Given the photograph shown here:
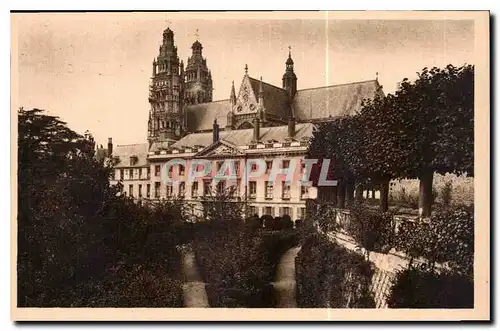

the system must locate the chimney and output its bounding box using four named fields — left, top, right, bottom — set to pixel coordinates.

left=253, top=117, right=260, bottom=142
left=288, top=117, right=296, bottom=139
left=107, top=137, right=113, bottom=156
left=212, top=119, right=219, bottom=143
